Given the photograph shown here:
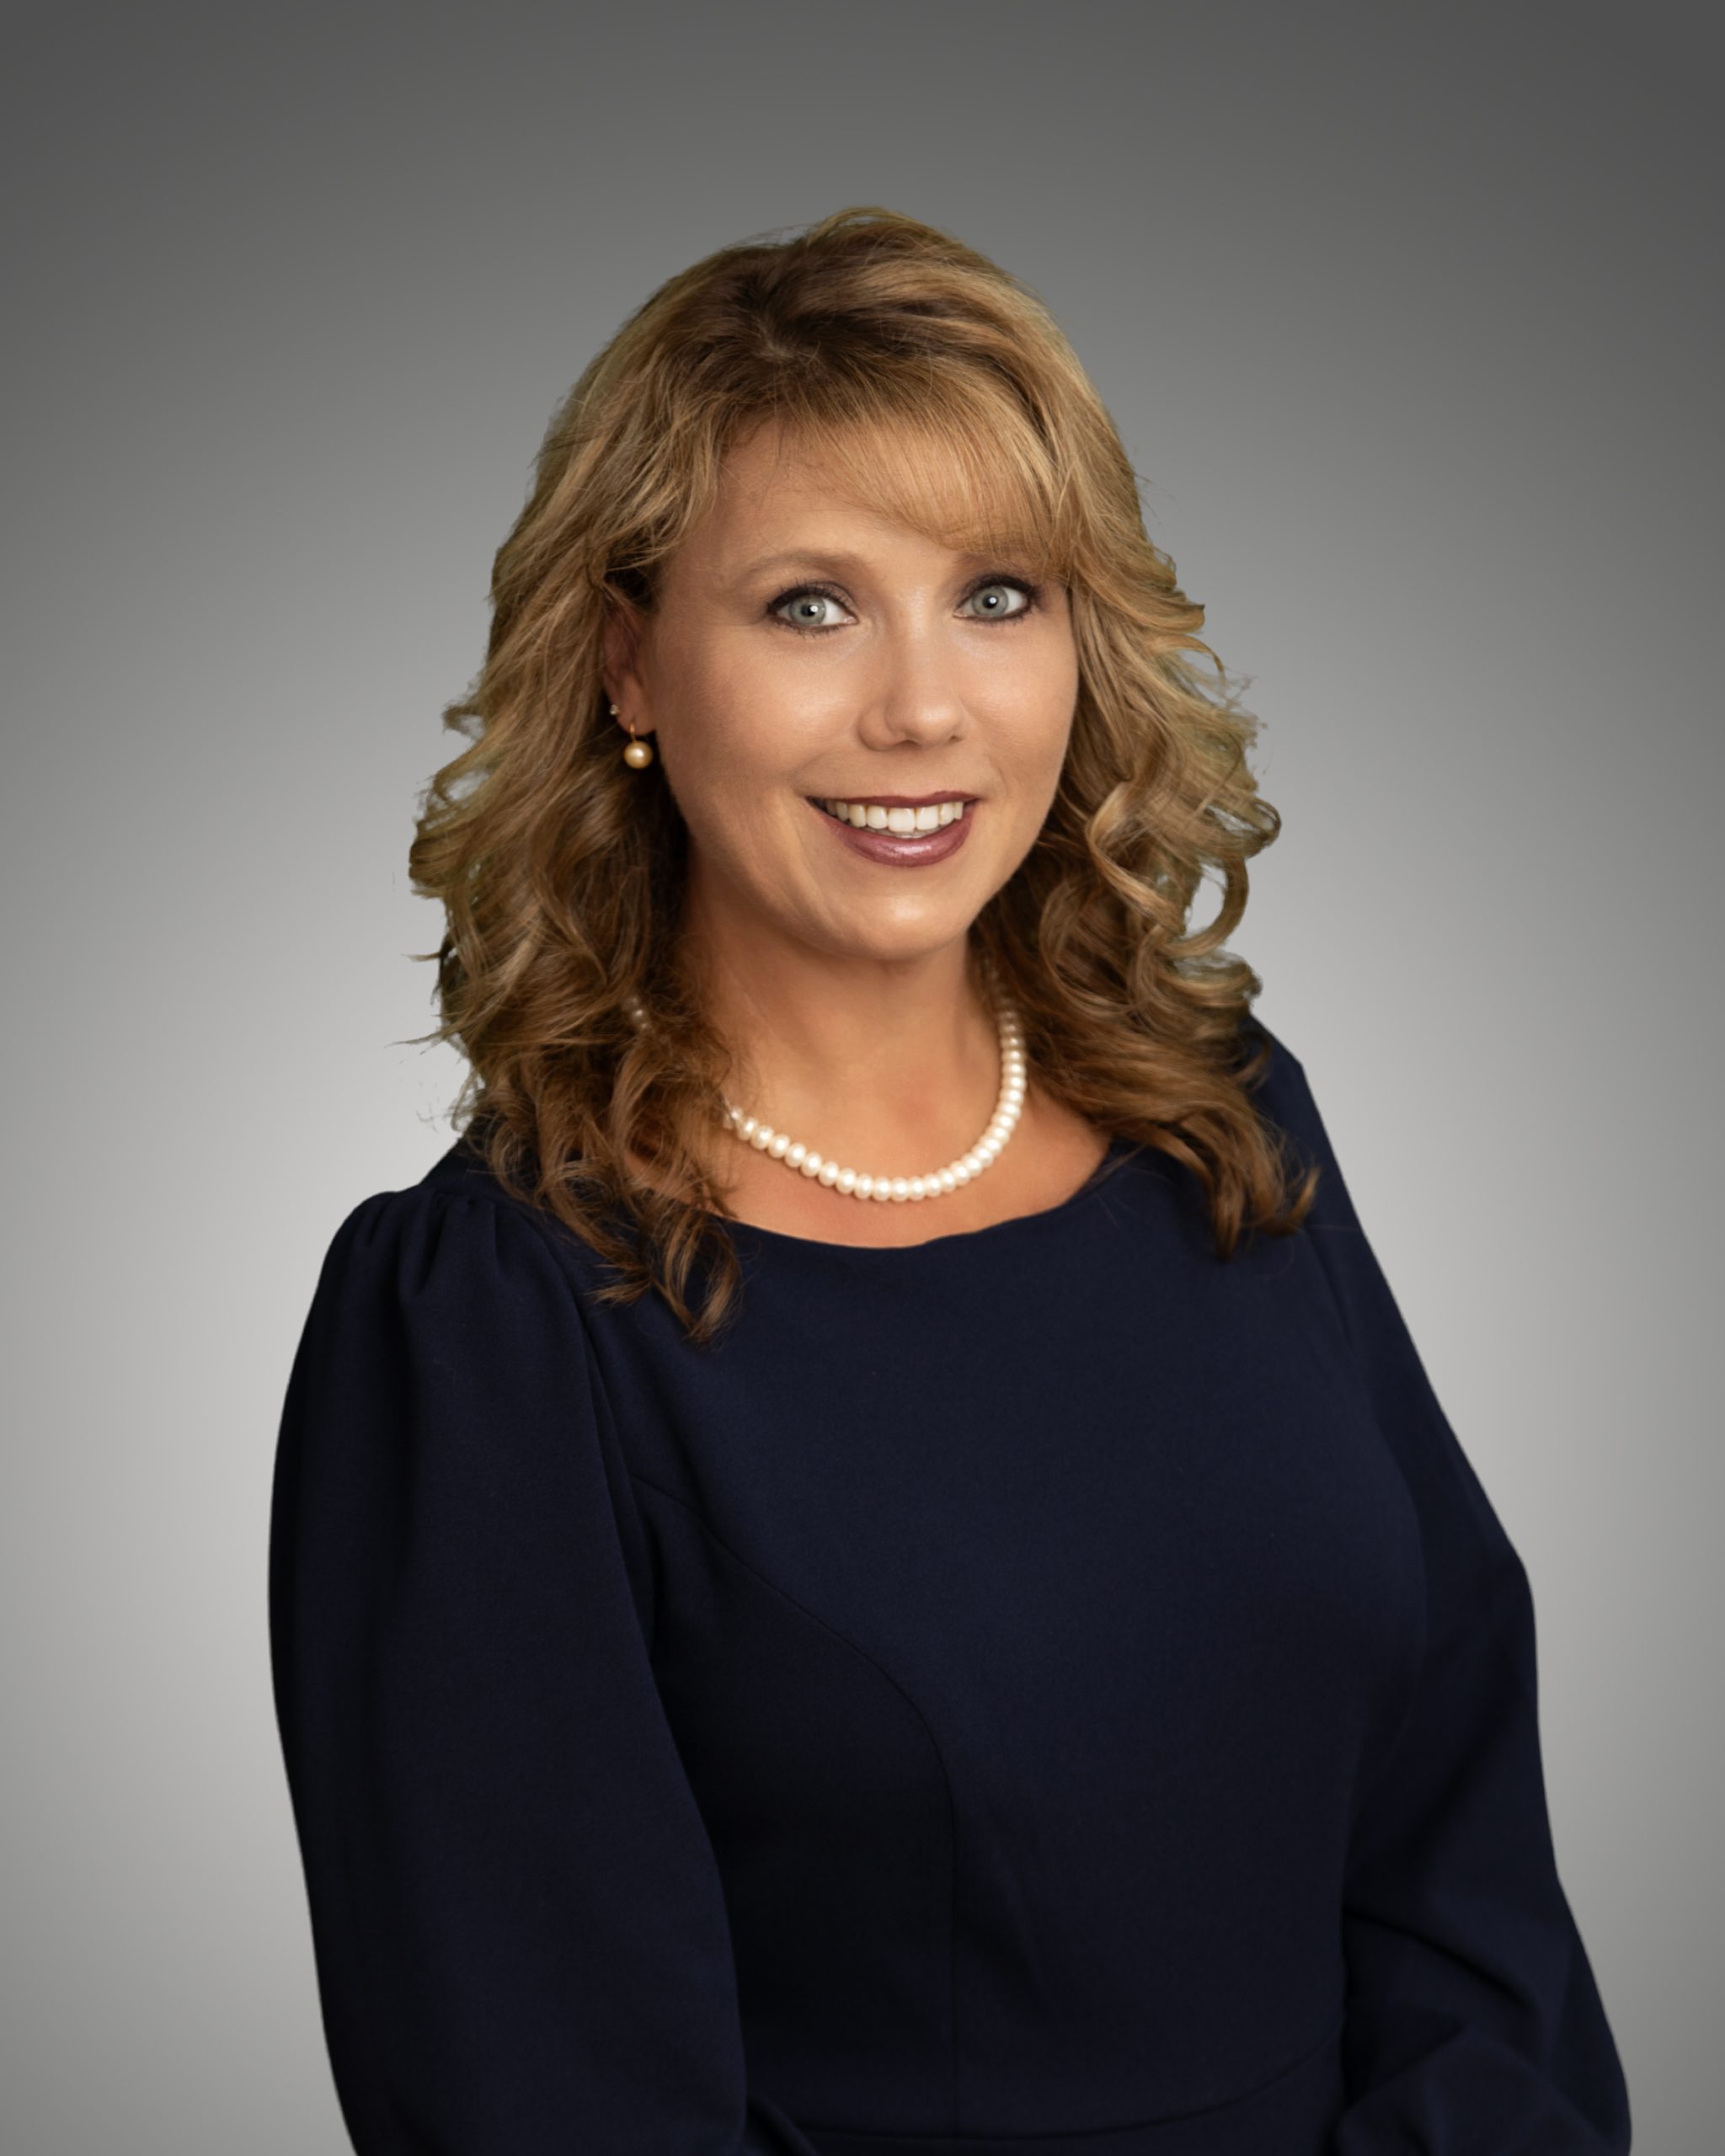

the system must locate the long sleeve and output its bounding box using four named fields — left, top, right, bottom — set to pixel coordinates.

left=267, top=1184, right=822, bottom=2156
left=1250, top=1024, right=1632, bottom=2152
